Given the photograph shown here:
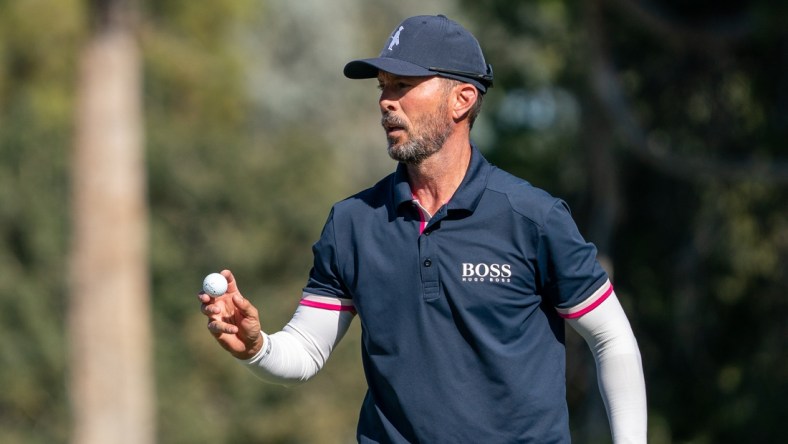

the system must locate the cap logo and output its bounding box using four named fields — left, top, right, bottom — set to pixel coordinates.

left=388, top=26, right=404, bottom=51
